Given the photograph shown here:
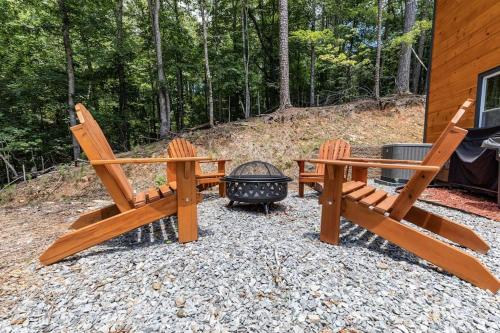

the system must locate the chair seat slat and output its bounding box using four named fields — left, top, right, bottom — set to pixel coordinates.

left=346, top=186, right=375, bottom=201
left=360, top=190, right=387, bottom=206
